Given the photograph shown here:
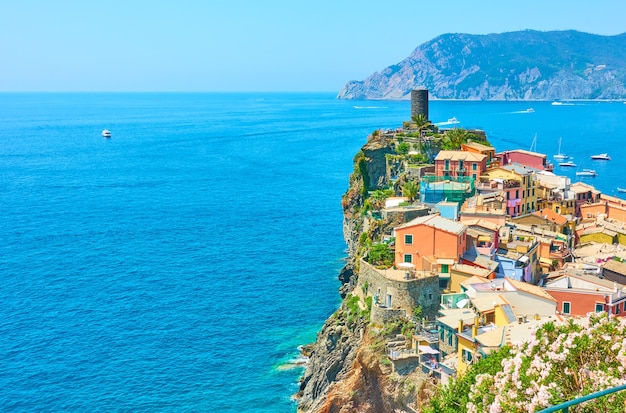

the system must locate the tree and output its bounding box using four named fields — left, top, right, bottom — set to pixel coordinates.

left=368, top=243, right=394, bottom=267
left=402, top=180, right=419, bottom=202
left=397, top=142, right=410, bottom=155
left=370, top=189, right=391, bottom=210
left=426, top=313, right=626, bottom=413
left=442, top=128, right=469, bottom=150
left=411, top=113, right=432, bottom=136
